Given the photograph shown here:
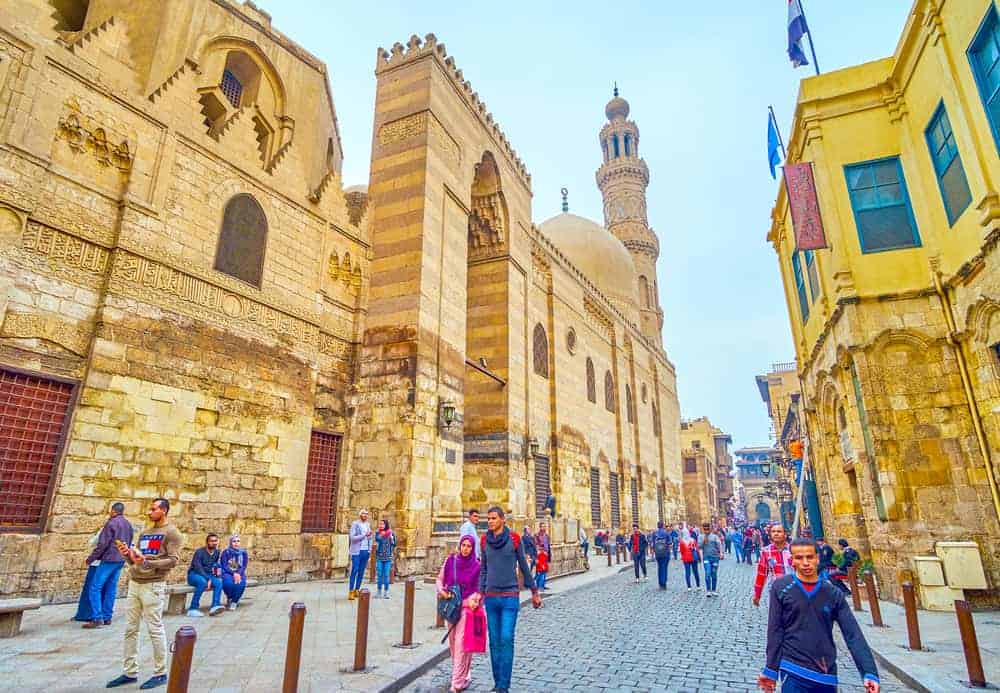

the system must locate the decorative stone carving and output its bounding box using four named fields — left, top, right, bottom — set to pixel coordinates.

left=54, top=99, right=133, bottom=173
left=0, top=312, right=90, bottom=356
